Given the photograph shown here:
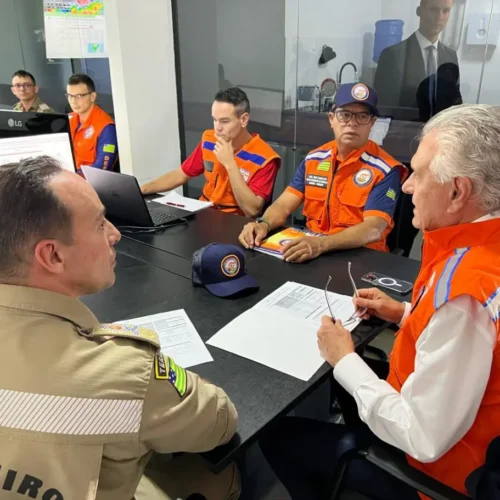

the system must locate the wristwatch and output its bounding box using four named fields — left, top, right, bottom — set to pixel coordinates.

left=255, top=216, right=271, bottom=232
